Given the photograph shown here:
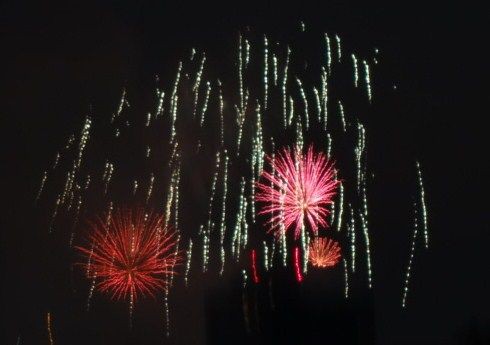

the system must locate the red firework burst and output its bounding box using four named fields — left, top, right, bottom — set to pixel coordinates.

left=308, top=237, right=341, bottom=268
left=76, top=209, right=181, bottom=303
left=256, top=145, right=339, bottom=239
